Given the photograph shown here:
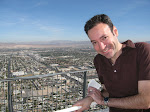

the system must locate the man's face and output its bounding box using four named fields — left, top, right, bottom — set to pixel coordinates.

left=88, top=23, right=119, bottom=59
